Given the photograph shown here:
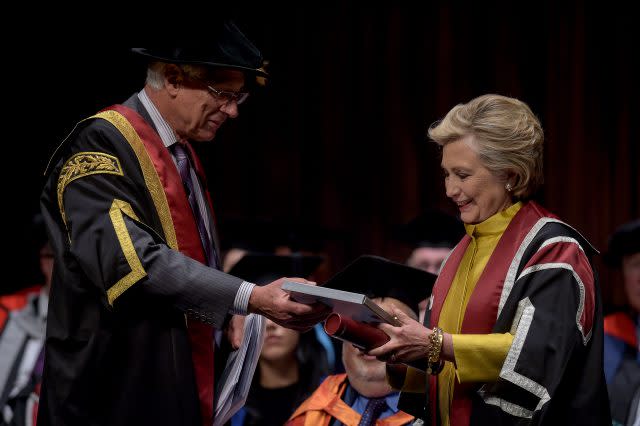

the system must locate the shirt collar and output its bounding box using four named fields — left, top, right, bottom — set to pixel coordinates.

left=354, top=391, right=401, bottom=414
left=137, top=88, right=180, bottom=148
left=384, top=392, right=401, bottom=413
left=464, top=201, right=523, bottom=238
